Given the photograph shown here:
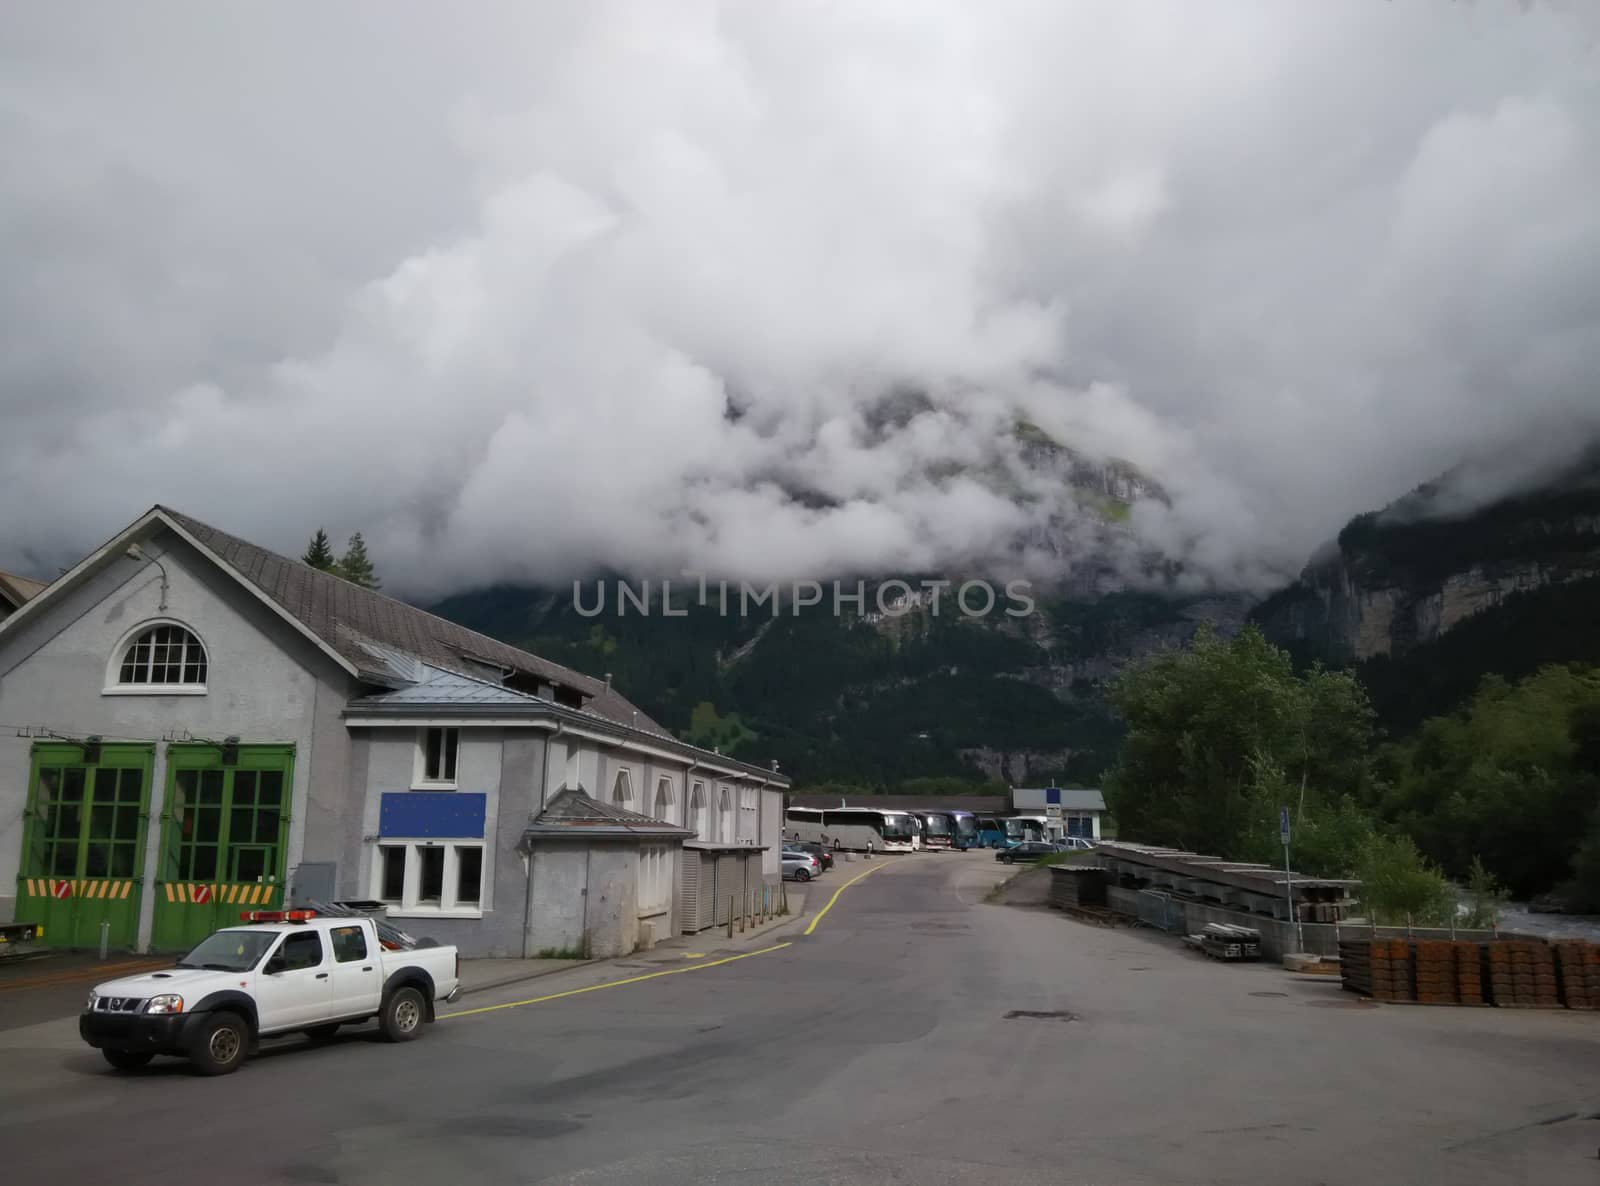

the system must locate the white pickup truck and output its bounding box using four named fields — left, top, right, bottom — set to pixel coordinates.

left=79, top=910, right=461, bottom=1075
